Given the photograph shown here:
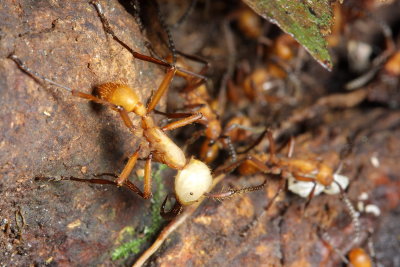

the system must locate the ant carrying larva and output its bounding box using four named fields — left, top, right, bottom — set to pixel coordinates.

left=9, top=0, right=266, bottom=219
